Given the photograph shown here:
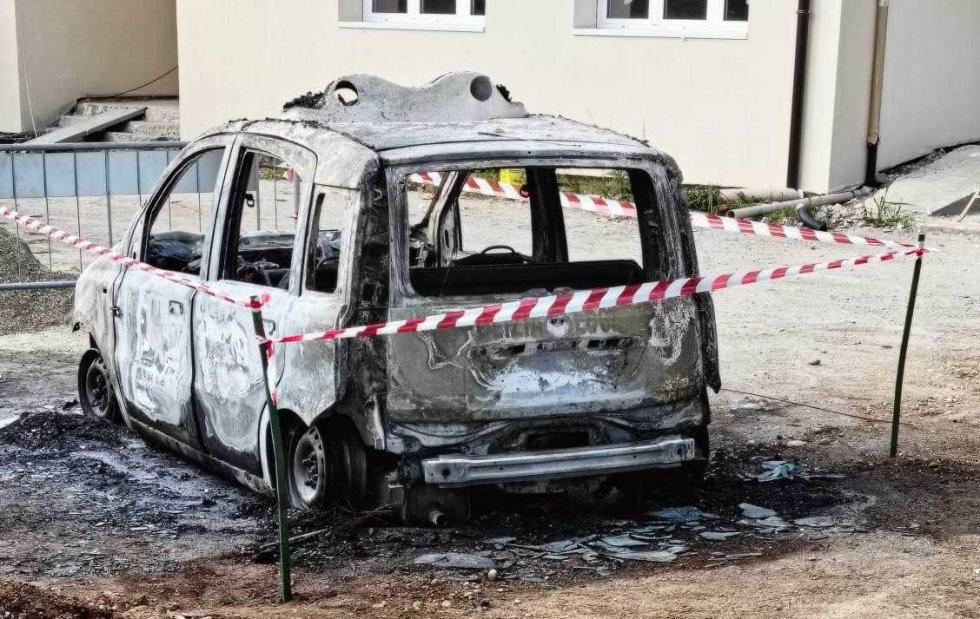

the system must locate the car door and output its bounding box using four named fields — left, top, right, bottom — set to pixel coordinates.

left=113, top=138, right=231, bottom=446
left=191, top=134, right=316, bottom=475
